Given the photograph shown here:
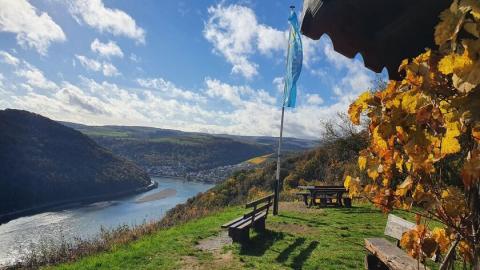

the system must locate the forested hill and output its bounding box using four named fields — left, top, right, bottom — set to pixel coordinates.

left=0, top=109, right=151, bottom=217
left=62, top=123, right=319, bottom=176
left=161, top=128, right=368, bottom=225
